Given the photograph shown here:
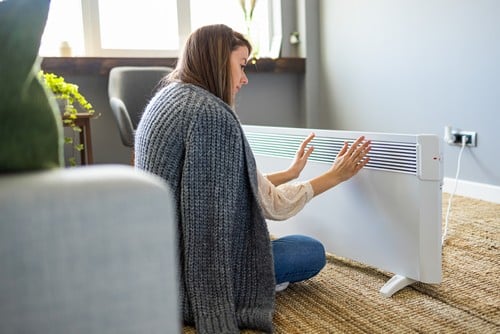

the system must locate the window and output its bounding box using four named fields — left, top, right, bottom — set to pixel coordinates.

left=97, top=0, right=179, bottom=51
left=190, top=0, right=272, bottom=58
left=40, top=0, right=85, bottom=56
left=40, top=0, right=281, bottom=58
